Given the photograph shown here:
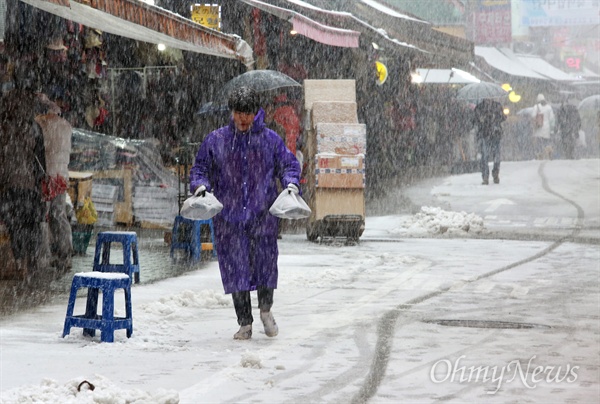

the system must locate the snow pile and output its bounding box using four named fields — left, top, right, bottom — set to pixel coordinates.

left=140, top=289, right=231, bottom=316
left=391, top=206, right=485, bottom=236
left=240, top=351, right=263, bottom=369
left=0, top=376, right=178, bottom=404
